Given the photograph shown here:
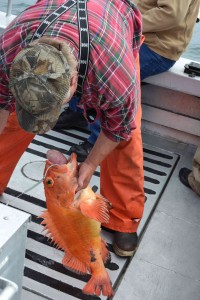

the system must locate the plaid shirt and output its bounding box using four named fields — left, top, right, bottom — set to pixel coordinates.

left=0, top=0, right=142, bottom=141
